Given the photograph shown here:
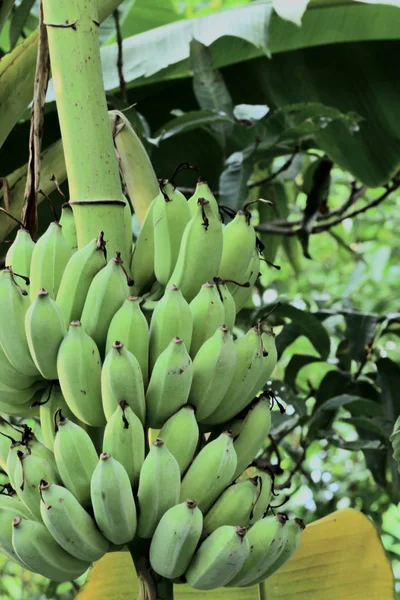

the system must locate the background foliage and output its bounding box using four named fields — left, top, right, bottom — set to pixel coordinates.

left=1, top=0, right=400, bottom=598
